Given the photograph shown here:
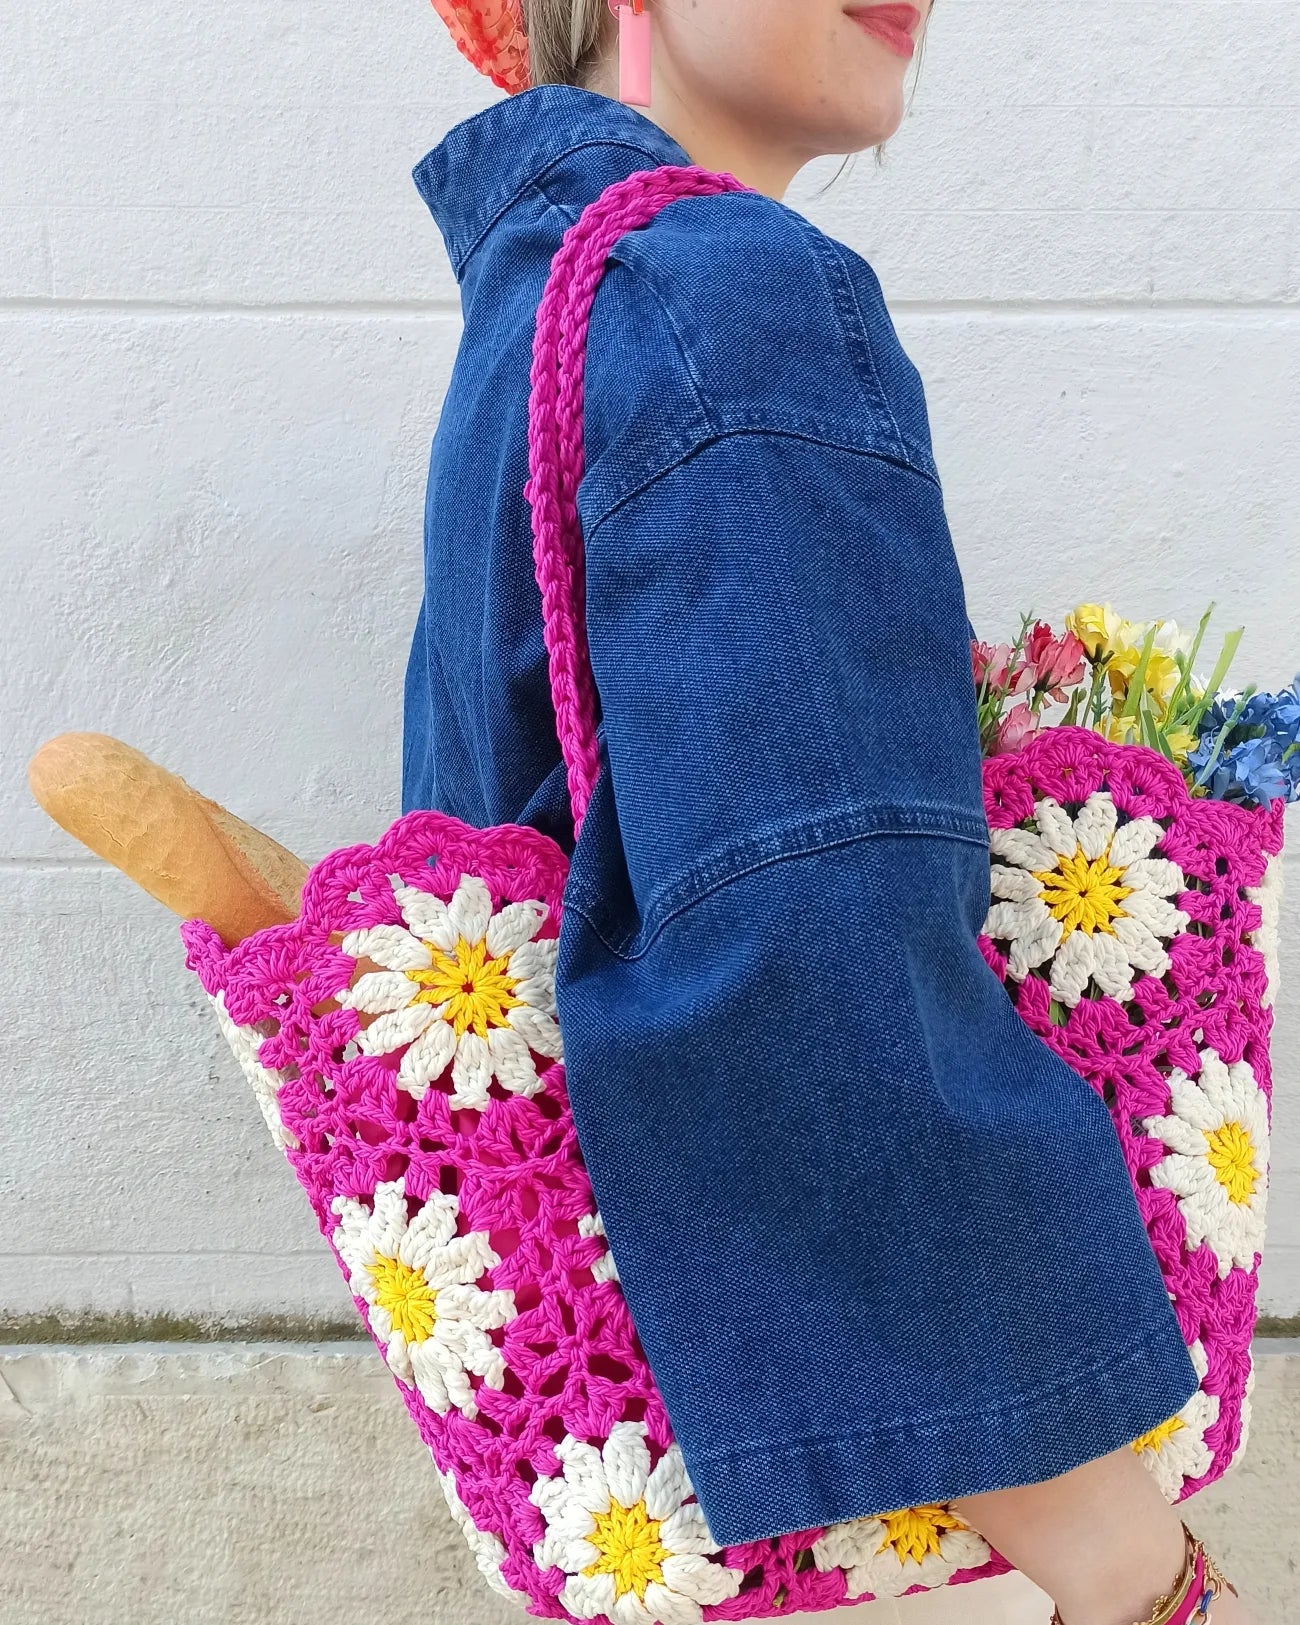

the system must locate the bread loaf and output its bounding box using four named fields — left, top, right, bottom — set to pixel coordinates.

left=28, top=733, right=308, bottom=947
